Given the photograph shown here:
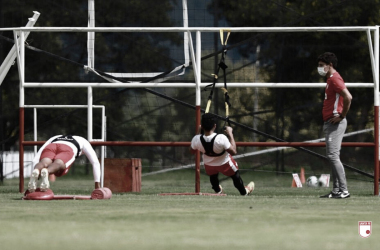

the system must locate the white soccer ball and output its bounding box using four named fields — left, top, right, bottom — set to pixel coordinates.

left=306, top=176, right=318, bottom=187
left=318, top=176, right=328, bottom=187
